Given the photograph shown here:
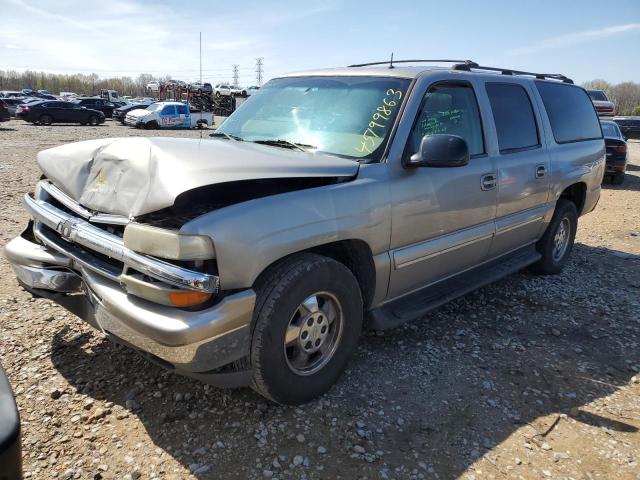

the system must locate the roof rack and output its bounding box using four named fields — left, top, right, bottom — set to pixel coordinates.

left=452, top=61, right=573, bottom=84
left=348, top=57, right=573, bottom=84
left=348, top=57, right=474, bottom=68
